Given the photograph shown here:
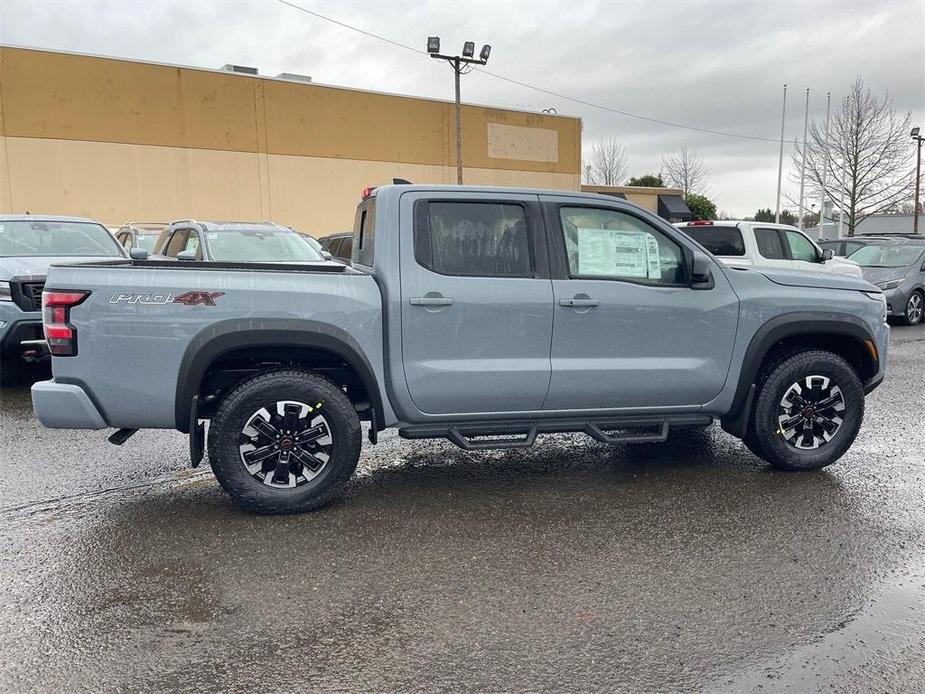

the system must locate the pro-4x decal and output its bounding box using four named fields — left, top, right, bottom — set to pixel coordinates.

left=110, top=291, right=224, bottom=306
